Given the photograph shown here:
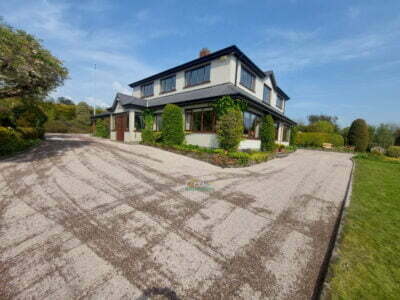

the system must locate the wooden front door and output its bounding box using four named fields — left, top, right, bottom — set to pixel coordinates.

left=116, top=114, right=126, bottom=141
